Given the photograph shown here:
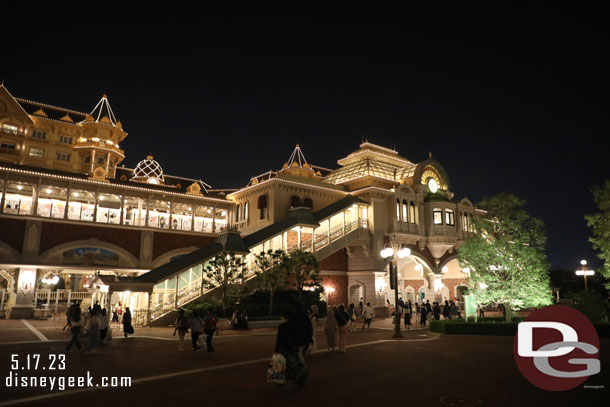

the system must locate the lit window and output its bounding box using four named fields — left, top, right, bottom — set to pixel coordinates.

left=445, top=209, right=455, bottom=226
left=32, top=130, right=46, bottom=140
left=409, top=202, right=416, bottom=224
left=396, top=199, right=401, bottom=221
left=56, top=152, right=71, bottom=162
left=243, top=201, right=249, bottom=221
left=402, top=199, right=408, bottom=222
left=29, top=147, right=44, bottom=157
left=433, top=208, right=443, bottom=225
left=2, top=124, right=19, bottom=134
